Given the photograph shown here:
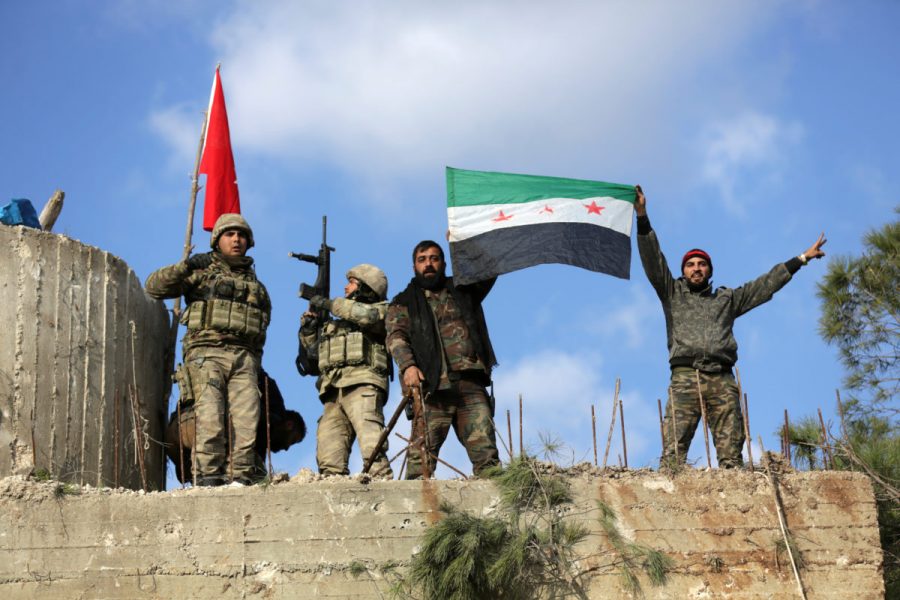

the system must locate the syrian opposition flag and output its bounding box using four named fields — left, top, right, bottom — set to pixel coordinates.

left=200, top=65, right=240, bottom=231
left=447, top=167, right=636, bottom=285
